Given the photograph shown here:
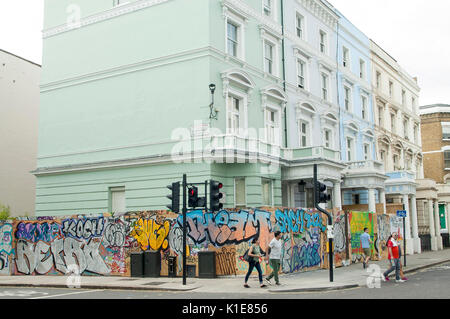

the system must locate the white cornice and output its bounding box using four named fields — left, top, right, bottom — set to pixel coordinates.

left=298, top=0, right=339, bottom=29
left=43, top=0, right=174, bottom=39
